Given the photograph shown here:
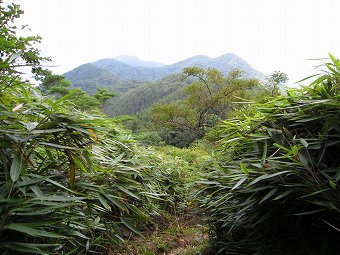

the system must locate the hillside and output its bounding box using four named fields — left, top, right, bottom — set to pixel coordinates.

left=93, top=59, right=167, bottom=81
left=64, top=63, right=140, bottom=94
left=105, top=74, right=191, bottom=116
left=92, top=53, right=265, bottom=82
